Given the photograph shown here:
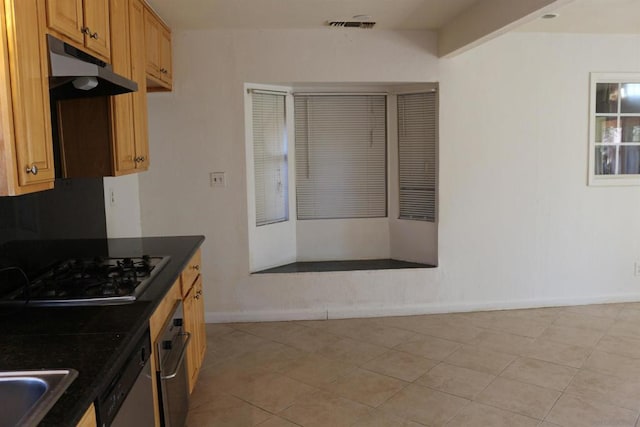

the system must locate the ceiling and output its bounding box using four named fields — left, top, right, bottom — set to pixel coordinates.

left=519, top=0, right=640, bottom=33
left=145, top=0, right=480, bottom=31
left=147, top=0, right=640, bottom=34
